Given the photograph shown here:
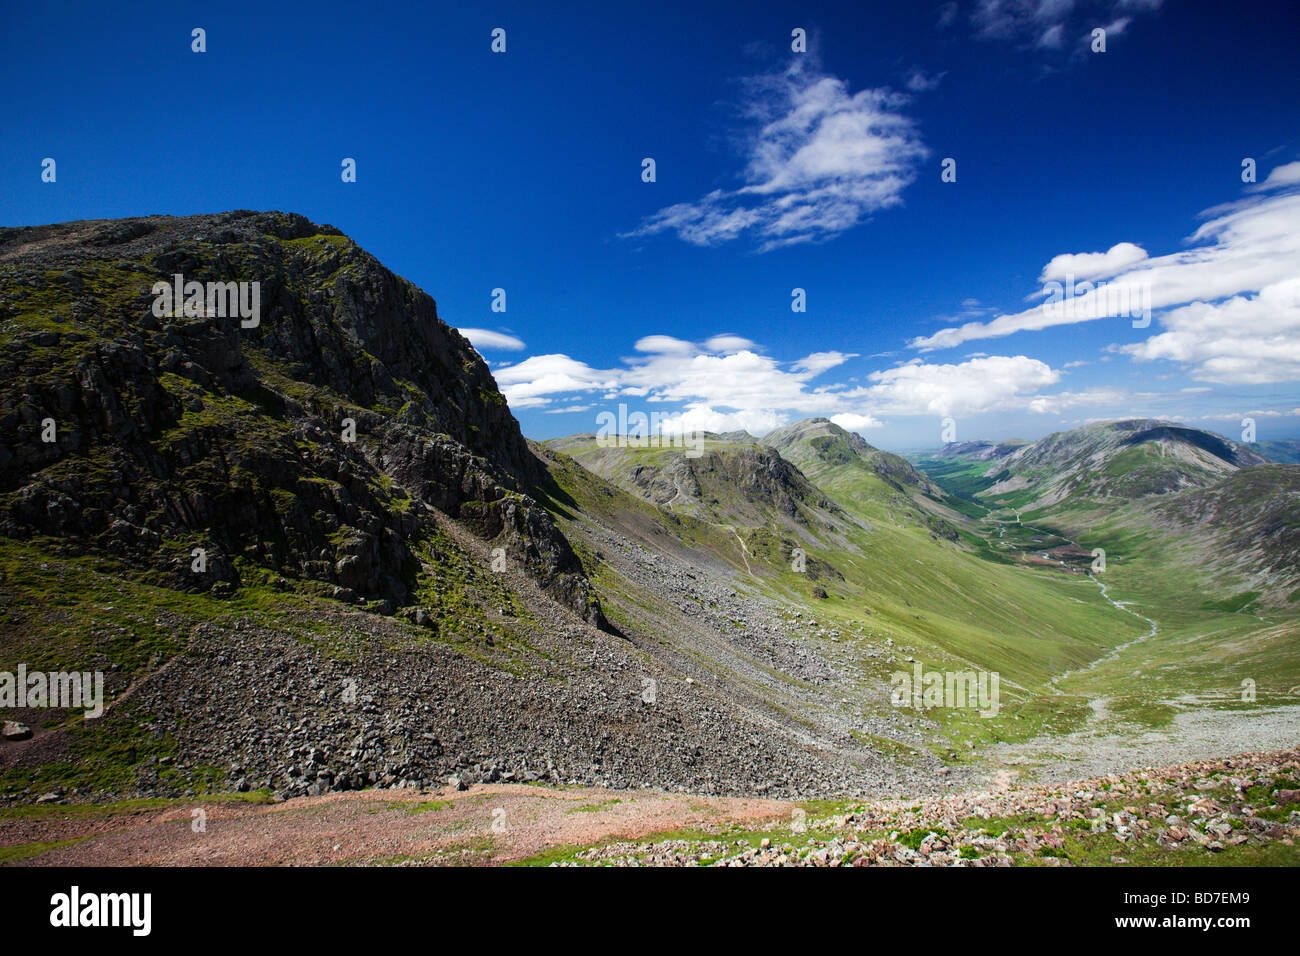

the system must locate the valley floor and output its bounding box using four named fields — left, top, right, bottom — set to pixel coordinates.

left=4, top=746, right=1298, bottom=867
left=981, top=702, right=1300, bottom=789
